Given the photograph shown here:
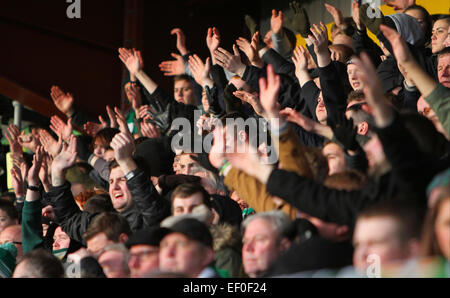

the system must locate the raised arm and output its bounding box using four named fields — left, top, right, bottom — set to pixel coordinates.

left=22, top=146, right=46, bottom=254
left=171, top=28, right=188, bottom=56
left=381, top=25, right=438, bottom=98
left=119, top=48, right=158, bottom=95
